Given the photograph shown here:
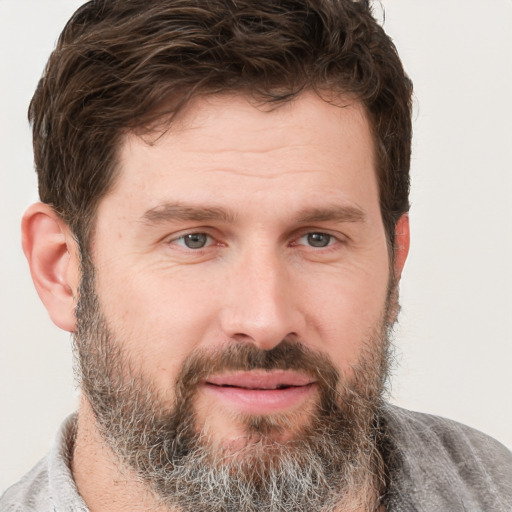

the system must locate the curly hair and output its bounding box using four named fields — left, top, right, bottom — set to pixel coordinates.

left=29, top=0, right=412, bottom=249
